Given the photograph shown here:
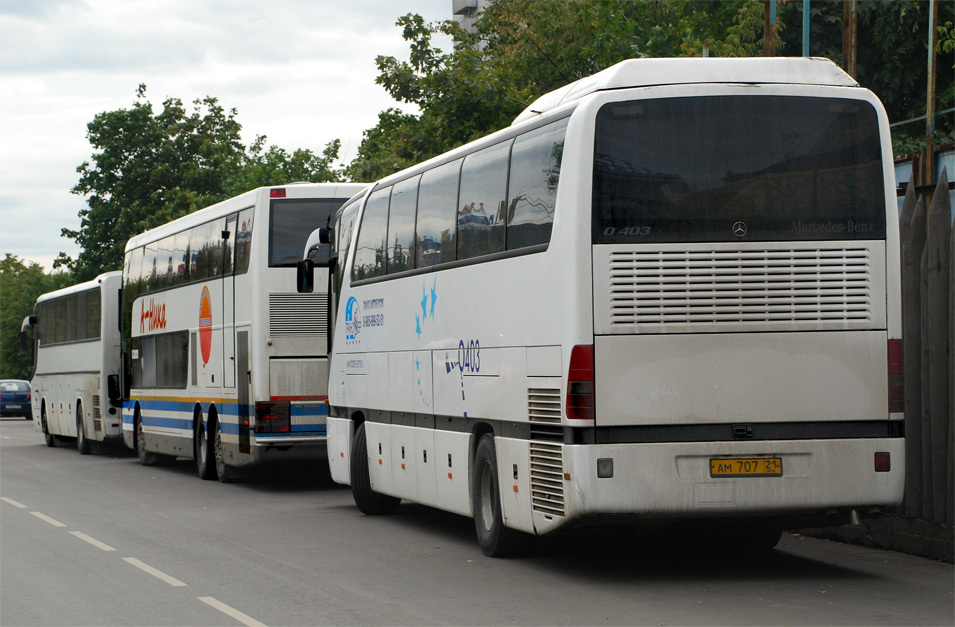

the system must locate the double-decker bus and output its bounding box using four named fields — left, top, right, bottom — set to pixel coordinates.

left=317, top=58, right=905, bottom=556
left=22, top=271, right=123, bottom=453
left=121, top=182, right=367, bottom=481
